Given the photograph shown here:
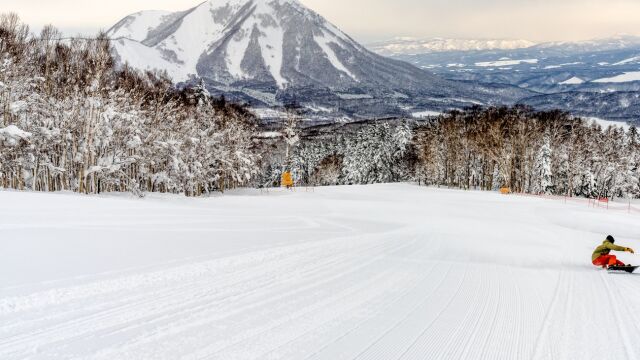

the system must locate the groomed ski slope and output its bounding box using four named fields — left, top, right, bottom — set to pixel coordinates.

left=1, top=184, right=640, bottom=360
